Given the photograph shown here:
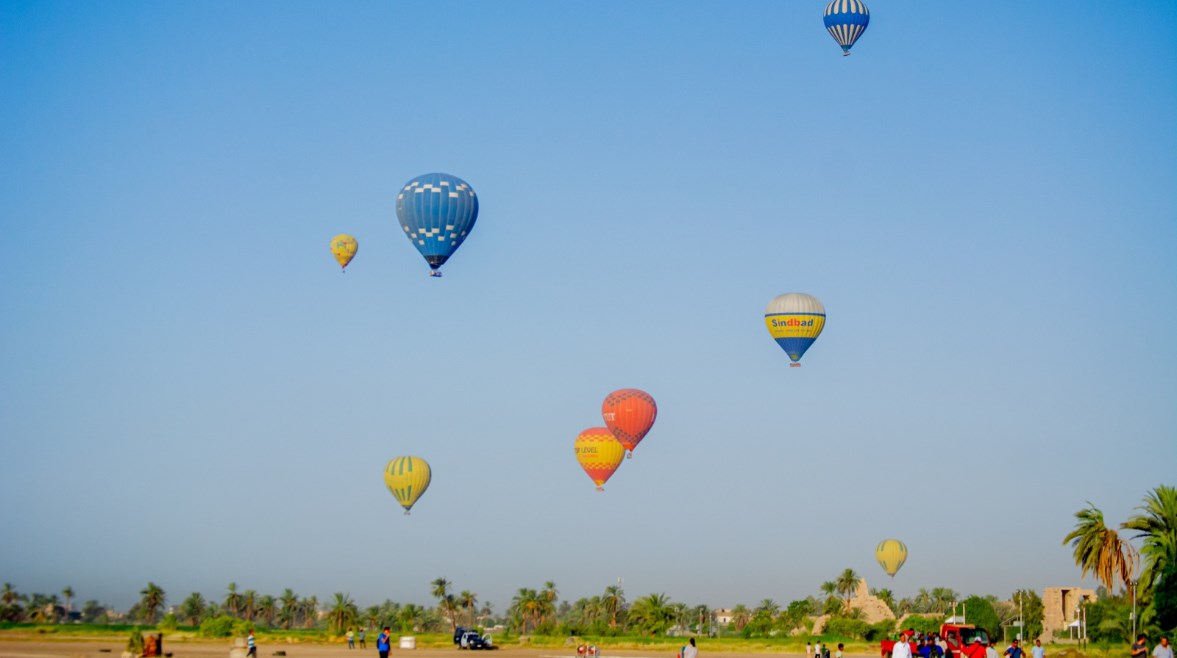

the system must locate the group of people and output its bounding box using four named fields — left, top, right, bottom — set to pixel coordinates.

left=1132, top=634, right=1173, bottom=658
left=345, top=628, right=368, bottom=649
left=805, top=640, right=846, bottom=658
